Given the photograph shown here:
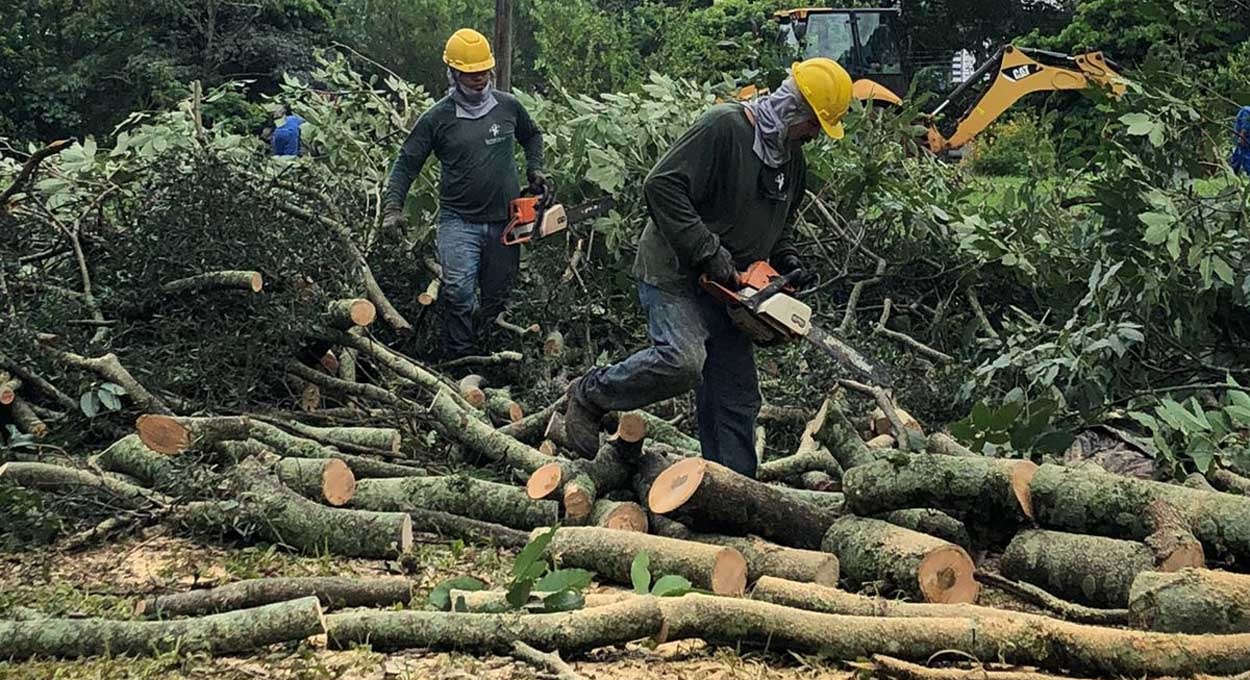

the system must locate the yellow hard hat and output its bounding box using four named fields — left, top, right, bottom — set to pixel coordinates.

left=444, top=28, right=496, bottom=73
left=791, top=58, right=853, bottom=140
